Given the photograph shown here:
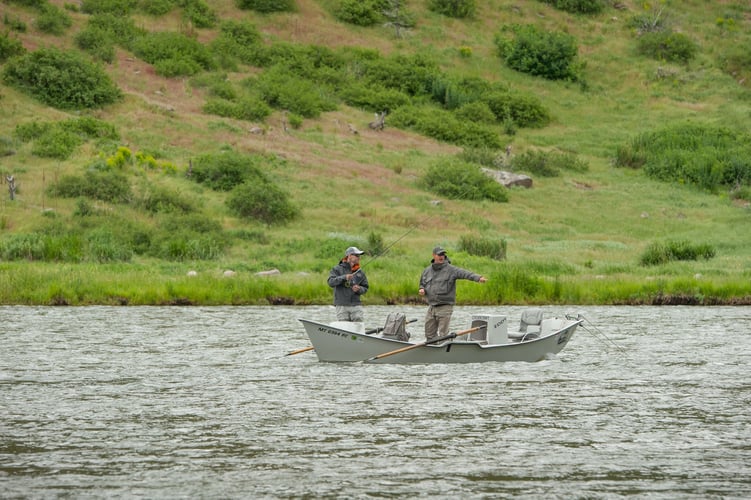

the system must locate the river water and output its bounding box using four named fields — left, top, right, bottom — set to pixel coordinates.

left=1, top=305, right=749, bottom=499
